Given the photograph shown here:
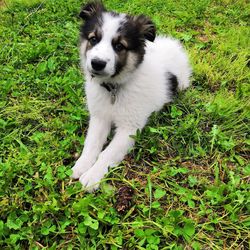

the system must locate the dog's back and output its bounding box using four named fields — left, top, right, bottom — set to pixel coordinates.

left=144, top=36, right=191, bottom=91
